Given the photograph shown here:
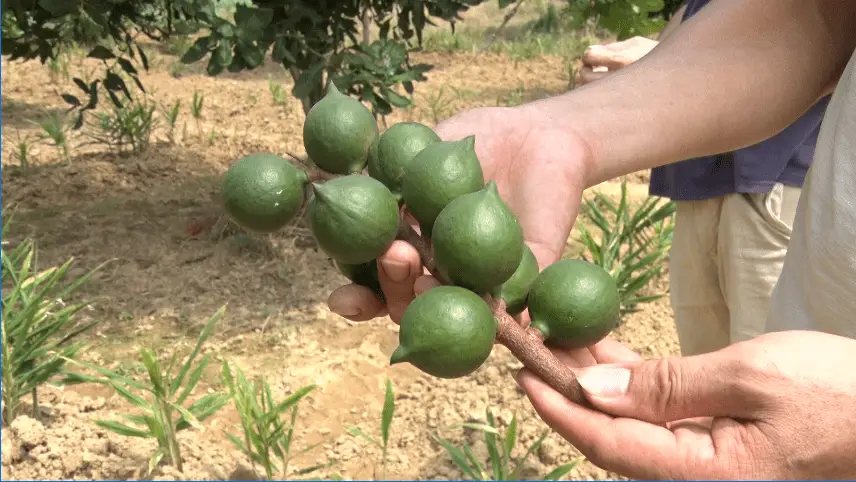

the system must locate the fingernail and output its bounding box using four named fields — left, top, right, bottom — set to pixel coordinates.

left=576, top=366, right=630, bottom=398
left=328, top=300, right=361, bottom=318
left=381, top=258, right=412, bottom=282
